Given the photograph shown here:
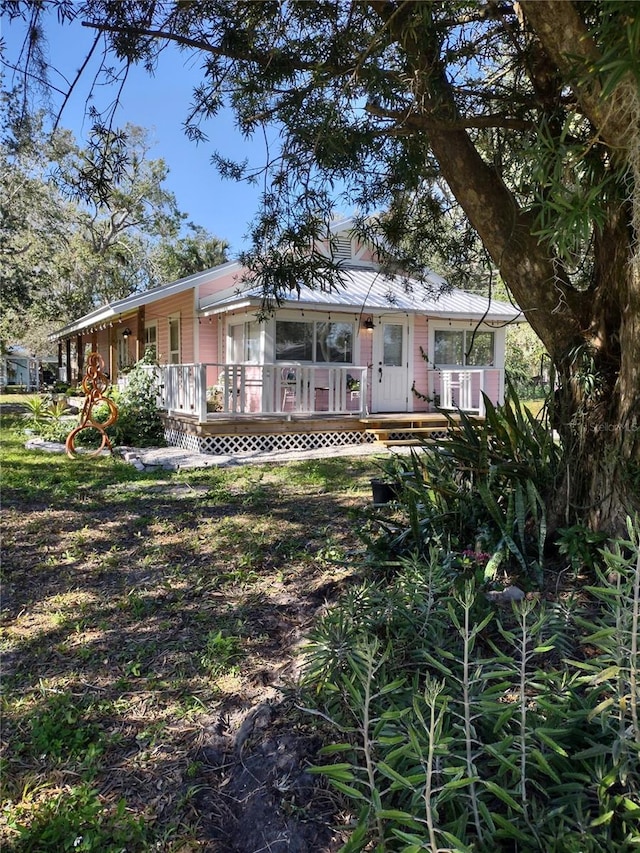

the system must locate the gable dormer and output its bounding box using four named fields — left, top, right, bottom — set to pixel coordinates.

left=332, top=234, right=354, bottom=261
left=317, top=219, right=380, bottom=268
